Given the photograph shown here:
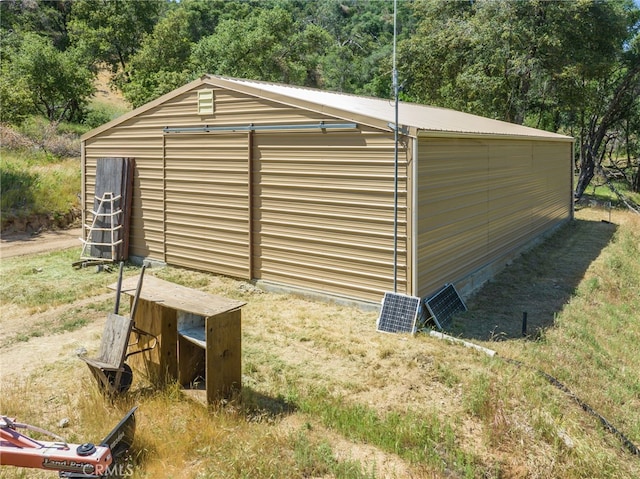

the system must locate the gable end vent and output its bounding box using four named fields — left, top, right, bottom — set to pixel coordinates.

left=197, top=89, right=215, bottom=115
